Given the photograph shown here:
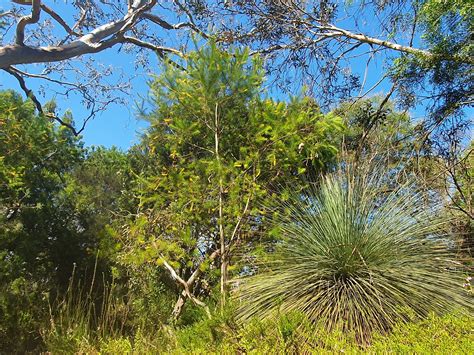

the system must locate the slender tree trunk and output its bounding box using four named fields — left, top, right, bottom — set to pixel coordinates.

left=171, top=290, right=187, bottom=321
left=220, top=255, right=228, bottom=302
left=214, top=103, right=228, bottom=310
left=218, top=177, right=227, bottom=308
